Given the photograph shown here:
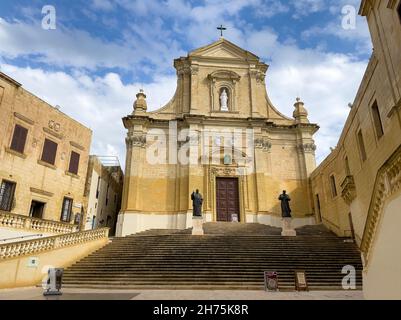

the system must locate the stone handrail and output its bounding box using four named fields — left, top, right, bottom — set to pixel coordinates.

left=0, top=211, right=78, bottom=234
left=0, top=228, right=109, bottom=260
left=361, top=145, right=401, bottom=265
